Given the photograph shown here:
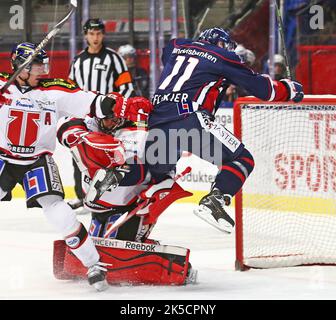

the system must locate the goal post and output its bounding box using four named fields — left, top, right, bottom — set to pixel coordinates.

left=233, top=95, right=336, bottom=270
